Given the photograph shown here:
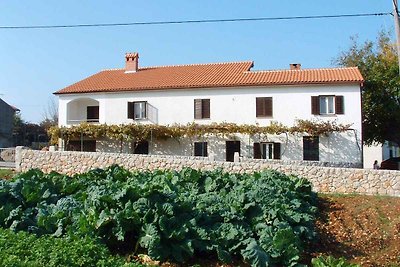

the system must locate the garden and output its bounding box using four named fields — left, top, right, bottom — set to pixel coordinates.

left=0, top=166, right=398, bottom=267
